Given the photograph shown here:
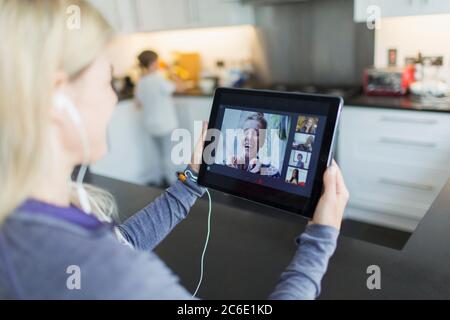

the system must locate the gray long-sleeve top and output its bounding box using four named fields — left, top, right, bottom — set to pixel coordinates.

left=0, top=178, right=338, bottom=299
